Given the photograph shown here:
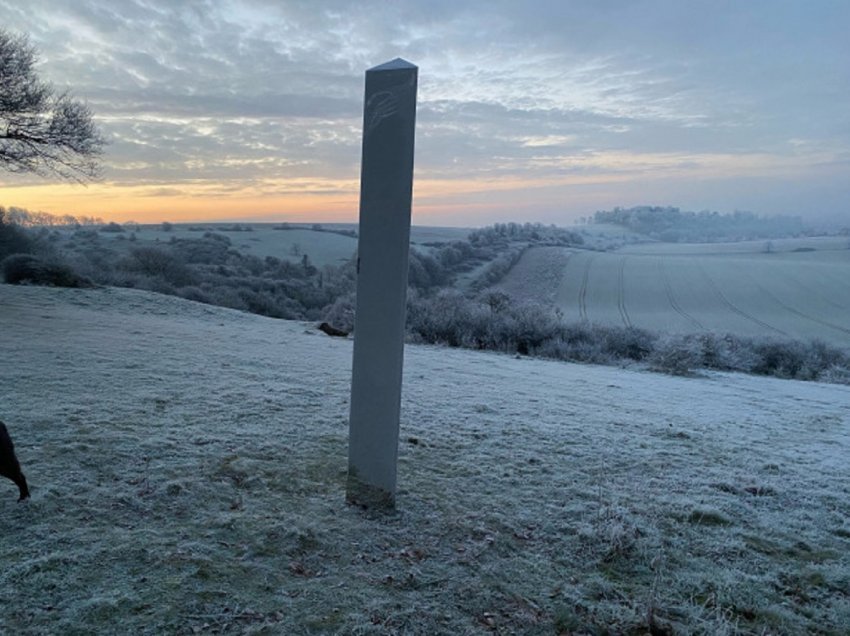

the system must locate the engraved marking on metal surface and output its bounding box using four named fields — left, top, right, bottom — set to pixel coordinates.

left=366, top=90, right=399, bottom=133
